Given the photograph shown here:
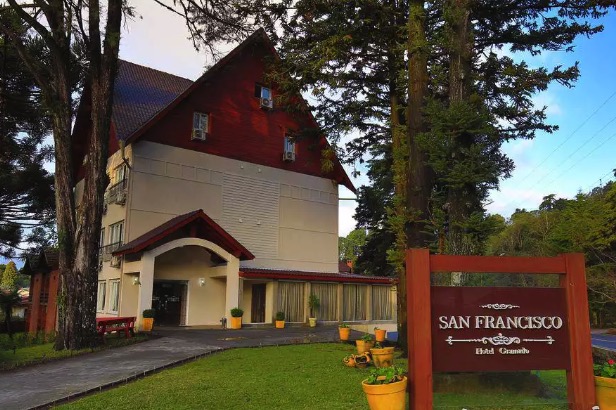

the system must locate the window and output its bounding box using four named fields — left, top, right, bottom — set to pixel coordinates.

left=372, top=285, right=394, bottom=320
left=109, top=280, right=120, bottom=313
left=113, top=164, right=128, bottom=185
left=99, top=228, right=105, bottom=248
left=311, top=283, right=338, bottom=321
left=277, top=282, right=305, bottom=322
left=254, top=84, right=273, bottom=109
left=97, top=281, right=106, bottom=312
left=192, top=112, right=209, bottom=140
left=109, top=221, right=124, bottom=246
left=283, top=135, right=296, bottom=161
left=343, top=284, right=367, bottom=321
